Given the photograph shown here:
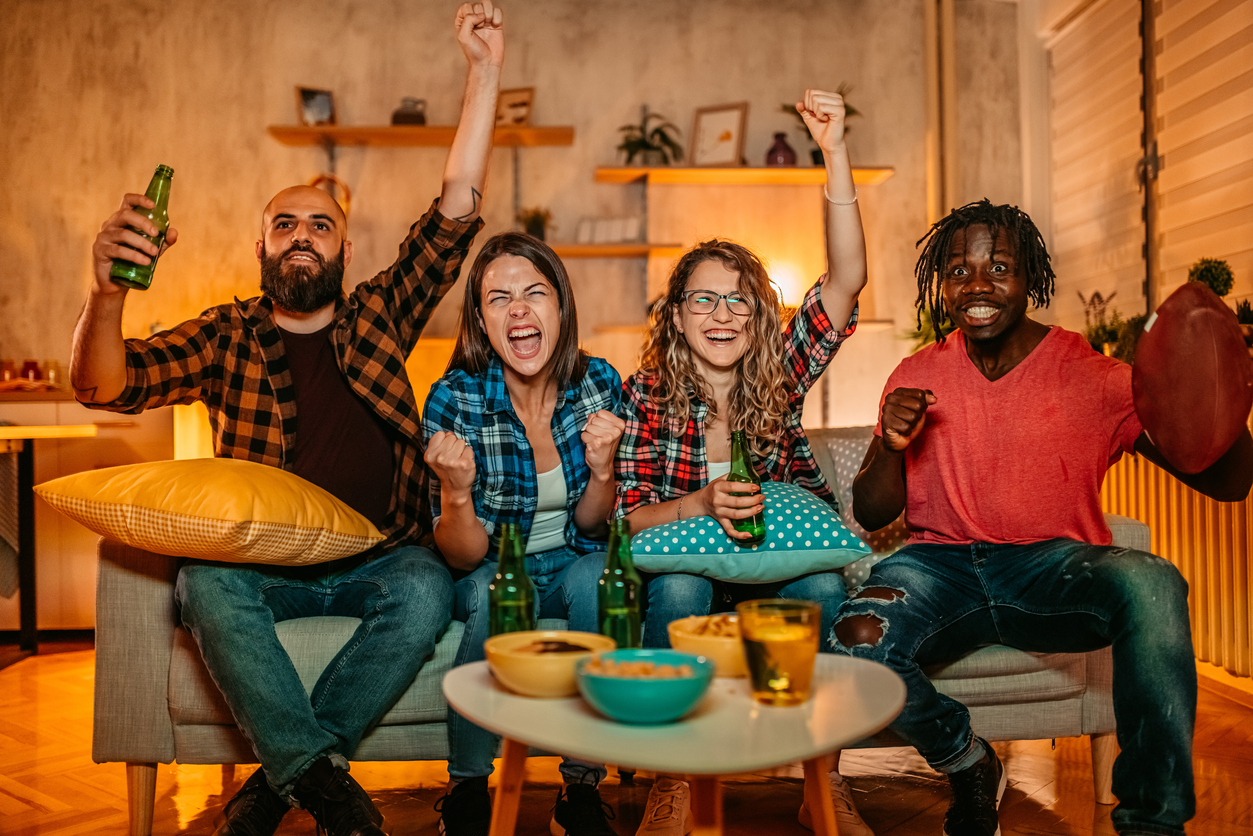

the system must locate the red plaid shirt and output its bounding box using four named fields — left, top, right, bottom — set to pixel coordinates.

left=614, top=279, right=856, bottom=517
left=82, top=201, right=482, bottom=551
